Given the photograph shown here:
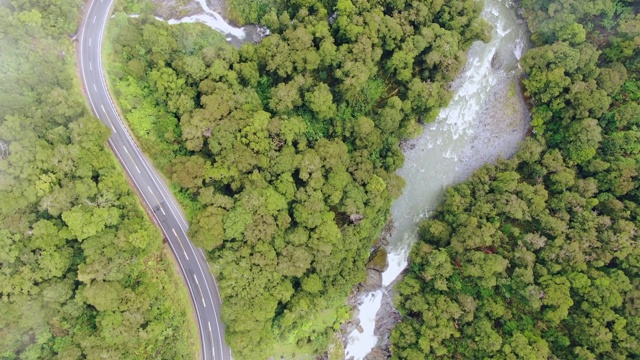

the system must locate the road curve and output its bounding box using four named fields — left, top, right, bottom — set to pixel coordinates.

left=77, top=1, right=230, bottom=359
